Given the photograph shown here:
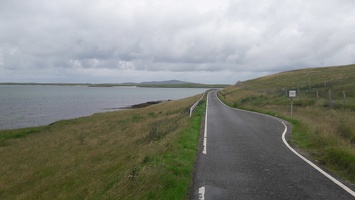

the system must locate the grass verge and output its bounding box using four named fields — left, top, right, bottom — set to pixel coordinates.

left=138, top=101, right=205, bottom=199
left=0, top=95, right=205, bottom=199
